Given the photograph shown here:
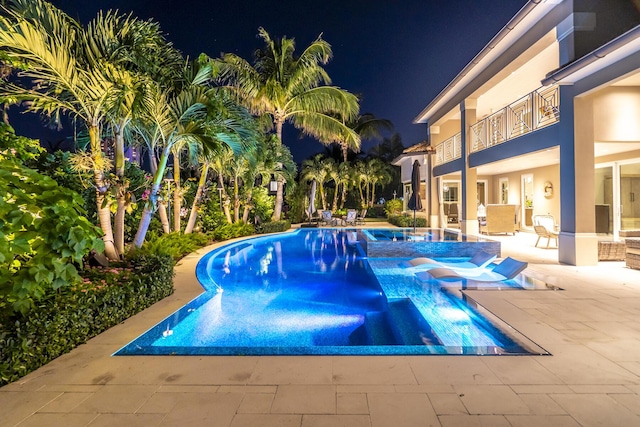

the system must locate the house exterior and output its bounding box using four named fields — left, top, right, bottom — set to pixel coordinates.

left=399, top=0, right=640, bottom=266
